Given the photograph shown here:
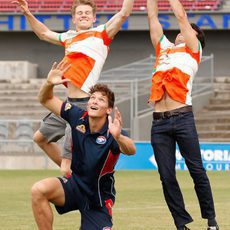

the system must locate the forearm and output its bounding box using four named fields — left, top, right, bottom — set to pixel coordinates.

left=22, top=10, right=60, bottom=44
left=147, top=0, right=158, bottom=20
left=23, top=11, right=50, bottom=40
left=38, top=81, right=54, bottom=105
left=105, top=0, right=133, bottom=38
left=60, top=158, right=72, bottom=177
left=120, top=0, right=134, bottom=17
left=116, top=135, right=136, bottom=155
left=168, top=0, right=187, bottom=21
left=147, top=0, right=163, bottom=48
